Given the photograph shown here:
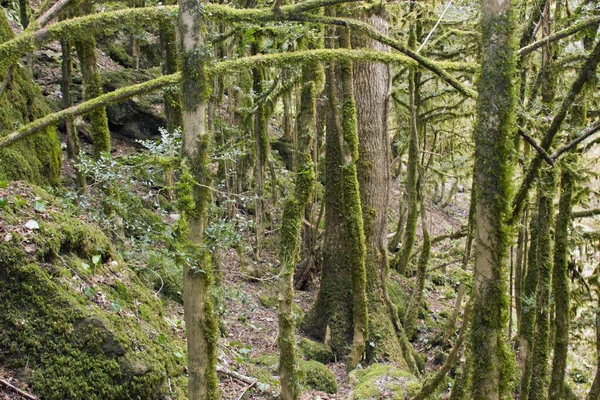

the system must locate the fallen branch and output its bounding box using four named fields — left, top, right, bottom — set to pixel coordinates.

left=216, top=365, right=257, bottom=386
left=236, top=380, right=257, bottom=400
left=0, top=378, right=38, bottom=400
